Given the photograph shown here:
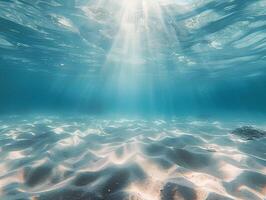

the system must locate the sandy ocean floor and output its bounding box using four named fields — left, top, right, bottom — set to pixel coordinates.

left=0, top=116, right=265, bottom=200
